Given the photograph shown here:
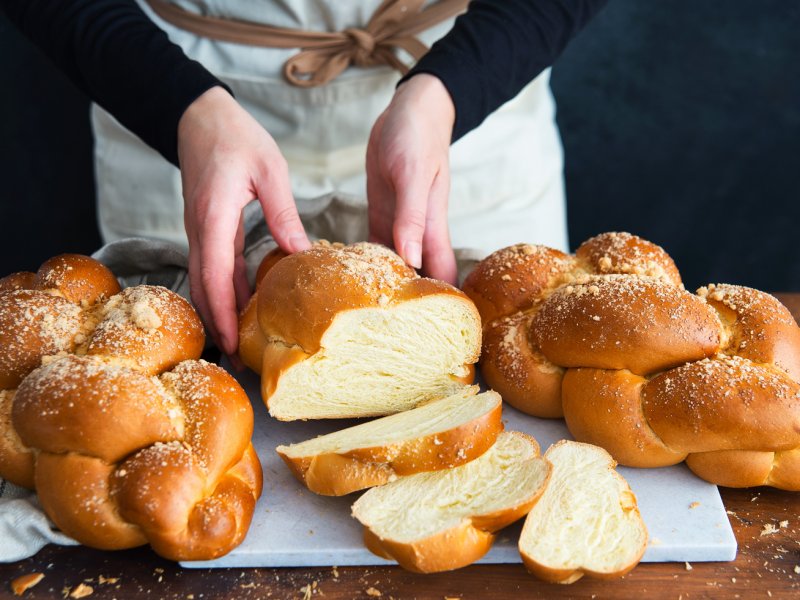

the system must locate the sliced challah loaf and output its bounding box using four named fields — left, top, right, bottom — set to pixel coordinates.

left=277, top=387, right=502, bottom=496
left=519, top=441, right=647, bottom=584
left=0, top=255, right=263, bottom=560
left=351, top=431, right=551, bottom=573
left=239, top=242, right=482, bottom=420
